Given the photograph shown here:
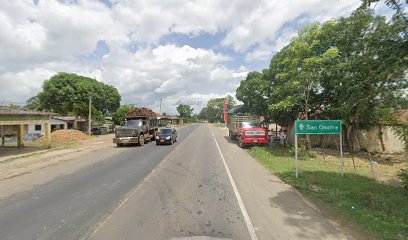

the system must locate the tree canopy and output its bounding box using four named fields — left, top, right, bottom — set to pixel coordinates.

left=26, top=73, right=121, bottom=117
left=234, top=8, right=407, bottom=147
left=112, top=104, right=135, bottom=126
left=176, top=104, right=194, bottom=119
left=199, top=96, right=235, bottom=123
